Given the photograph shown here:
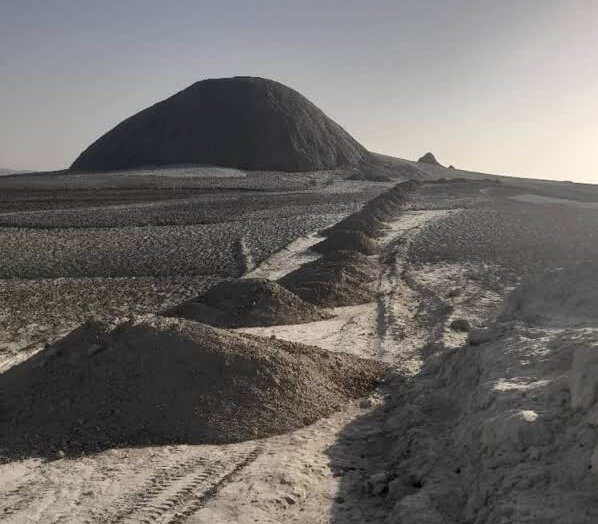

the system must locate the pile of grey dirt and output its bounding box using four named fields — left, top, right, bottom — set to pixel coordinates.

left=279, top=250, right=380, bottom=307
left=323, top=180, right=420, bottom=239
left=0, top=315, right=385, bottom=457
left=161, top=277, right=331, bottom=328
left=312, top=230, right=379, bottom=256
